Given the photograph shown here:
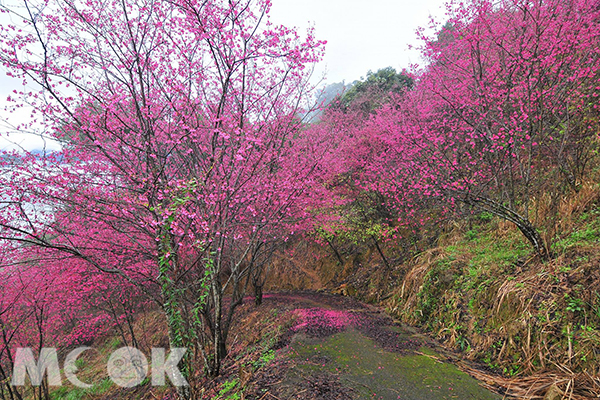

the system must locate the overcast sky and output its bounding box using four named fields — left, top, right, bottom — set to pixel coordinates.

left=0, top=0, right=449, bottom=151
left=270, top=0, right=448, bottom=84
